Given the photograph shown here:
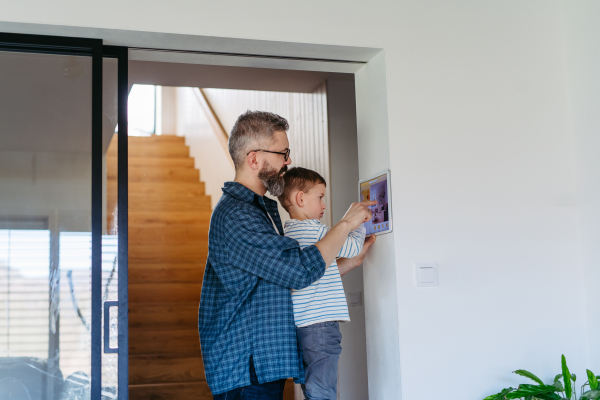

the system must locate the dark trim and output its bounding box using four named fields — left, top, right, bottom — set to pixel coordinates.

left=90, top=40, right=104, bottom=400
left=129, top=46, right=367, bottom=65
left=103, top=301, right=119, bottom=353
left=112, top=45, right=130, bottom=400
left=0, top=32, right=96, bottom=56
